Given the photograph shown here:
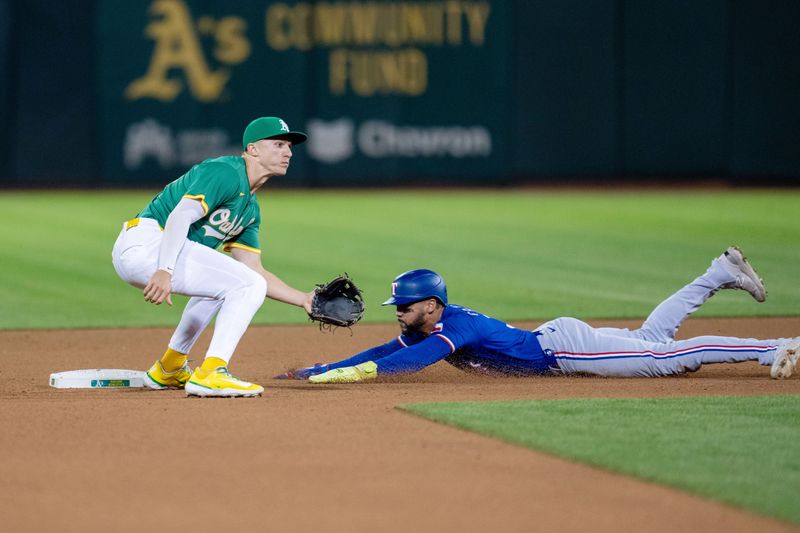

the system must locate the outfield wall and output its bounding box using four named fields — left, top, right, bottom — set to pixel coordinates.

left=2, top=0, right=799, bottom=187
